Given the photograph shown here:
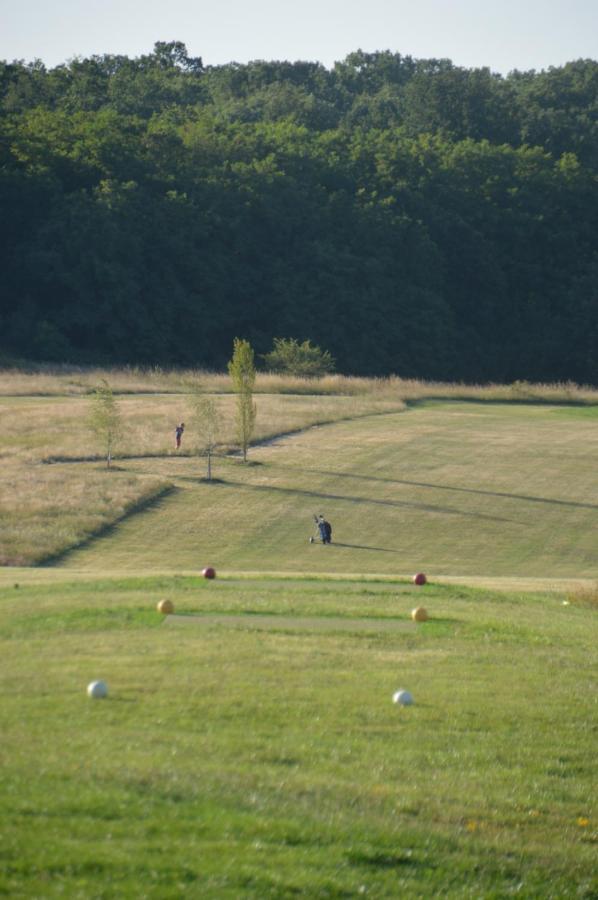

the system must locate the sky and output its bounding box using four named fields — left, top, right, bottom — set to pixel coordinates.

left=1, top=0, right=597, bottom=74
